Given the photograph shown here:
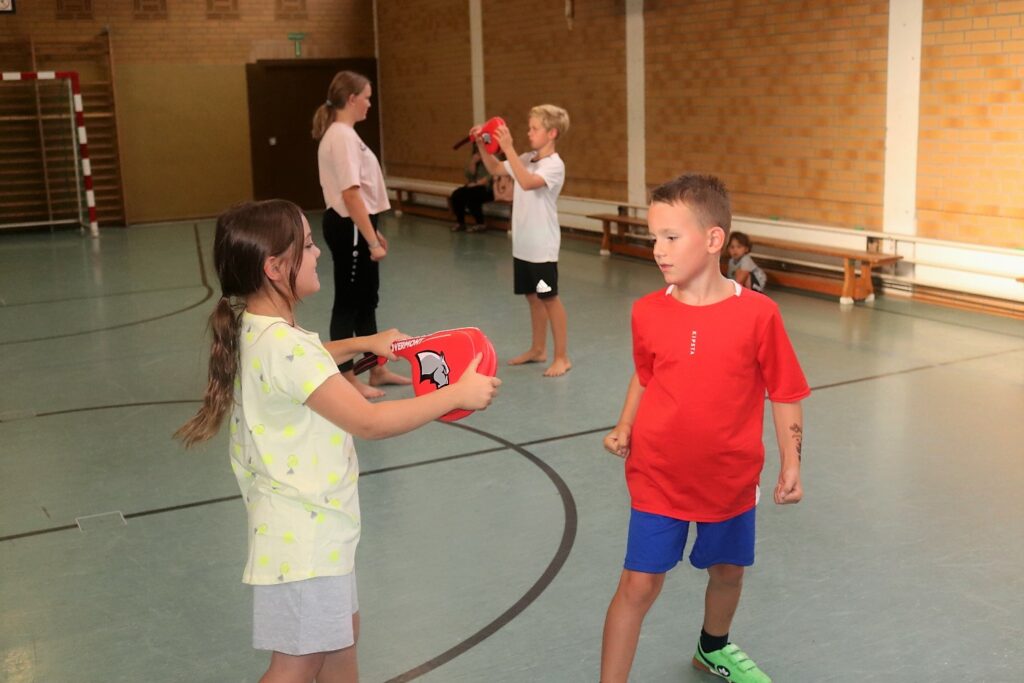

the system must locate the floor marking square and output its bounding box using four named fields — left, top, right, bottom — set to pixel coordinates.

left=75, top=510, right=127, bottom=533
